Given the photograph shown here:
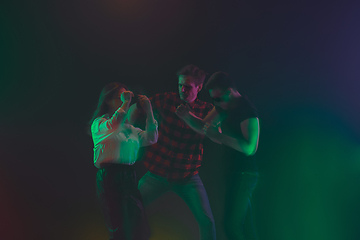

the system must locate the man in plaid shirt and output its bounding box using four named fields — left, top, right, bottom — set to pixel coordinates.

left=129, top=65, right=216, bottom=240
